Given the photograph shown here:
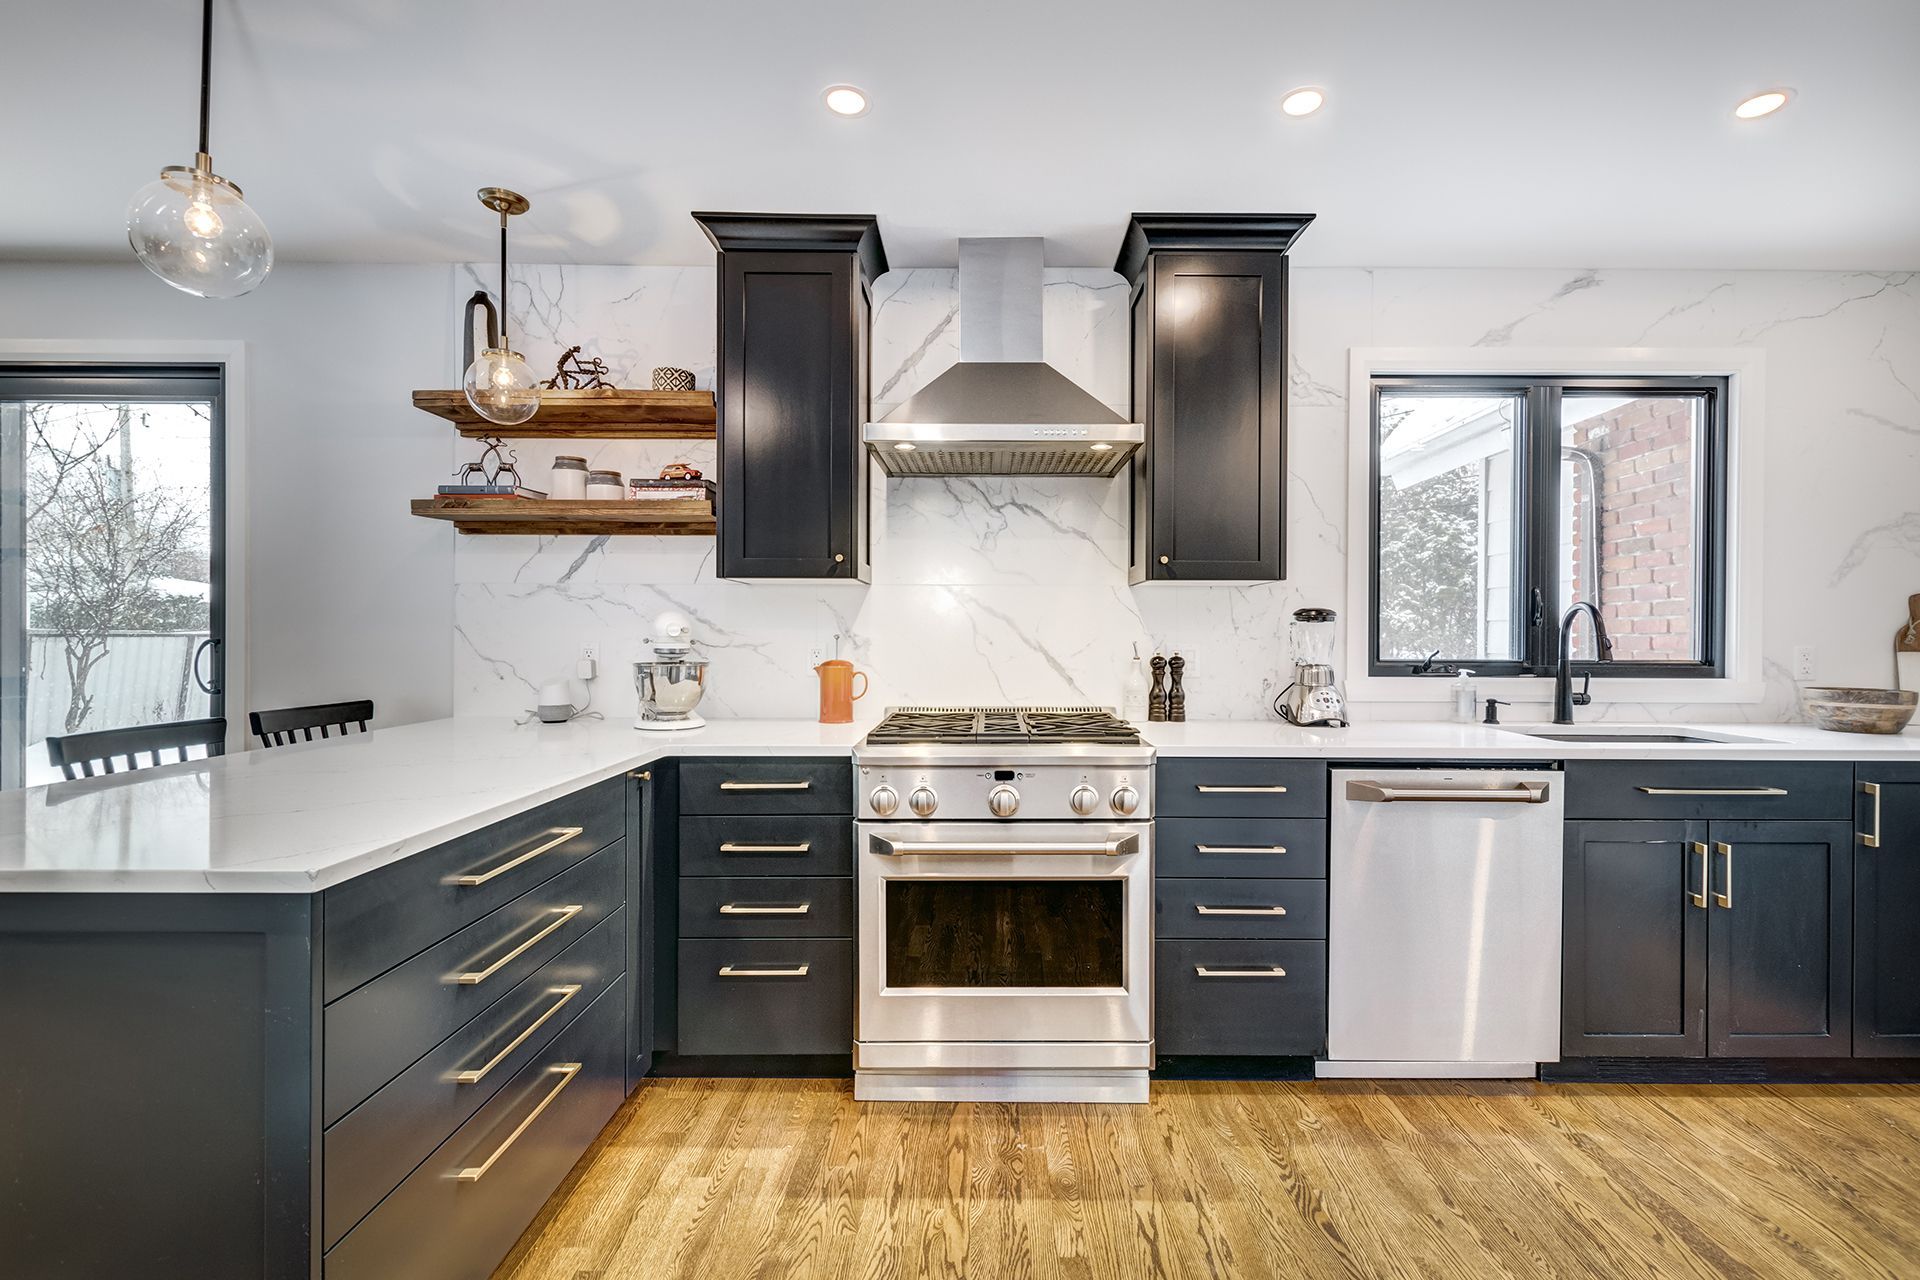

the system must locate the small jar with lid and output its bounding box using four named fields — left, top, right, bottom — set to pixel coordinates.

left=585, top=469, right=625, bottom=500
left=549, top=454, right=588, bottom=500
